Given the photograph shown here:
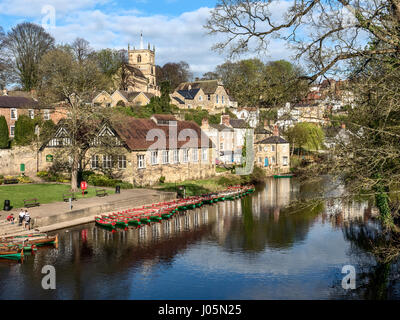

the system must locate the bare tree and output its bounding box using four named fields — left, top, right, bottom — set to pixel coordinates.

left=37, top=47, right=110, bottom=192
left=4, top=22, right=55, bottom=91
left=205, top=0, right=400, bottom=82
left=71, top=37, right=93, bottom=63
